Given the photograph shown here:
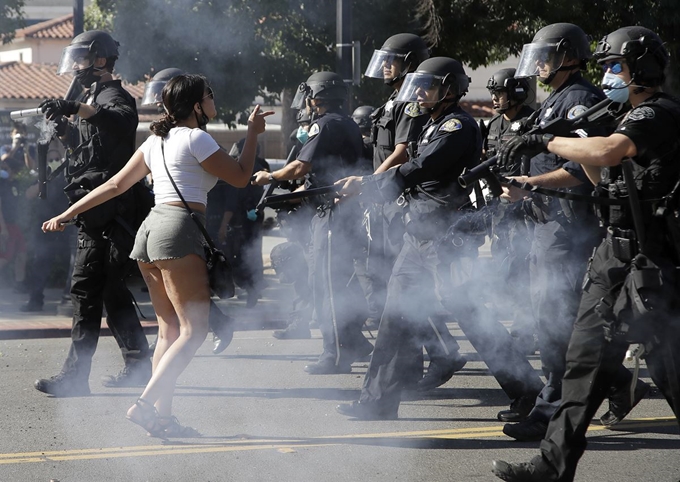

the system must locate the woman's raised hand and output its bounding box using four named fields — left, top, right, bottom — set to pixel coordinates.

left=248, top=105, right=275, bottom=135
